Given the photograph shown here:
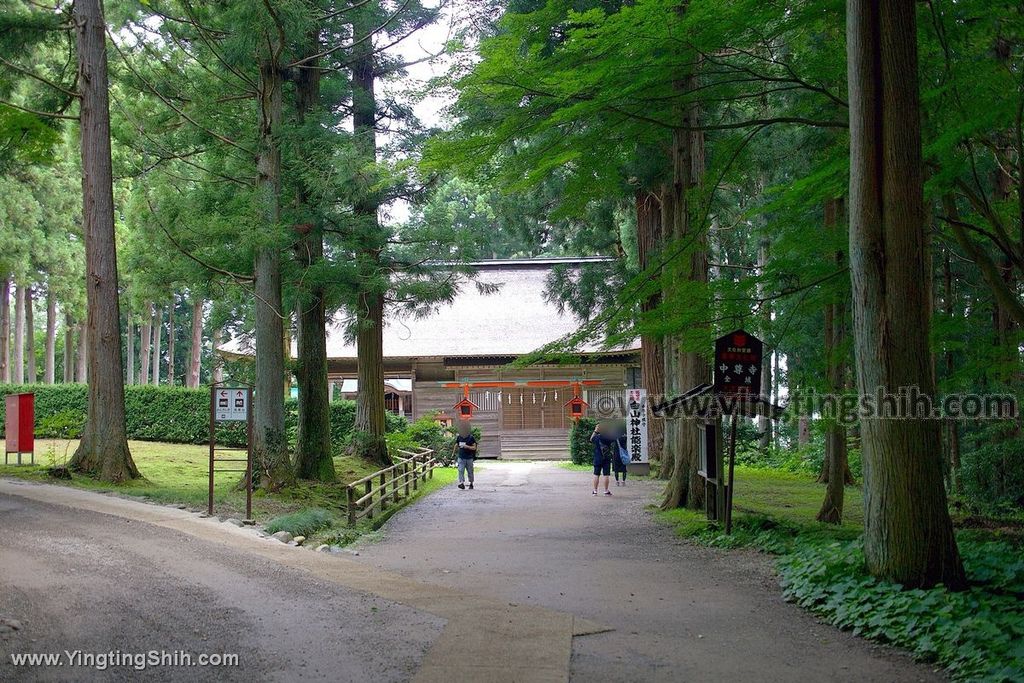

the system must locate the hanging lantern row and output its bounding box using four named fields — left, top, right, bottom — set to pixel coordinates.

left=446, top=380, right=598, bottom=421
